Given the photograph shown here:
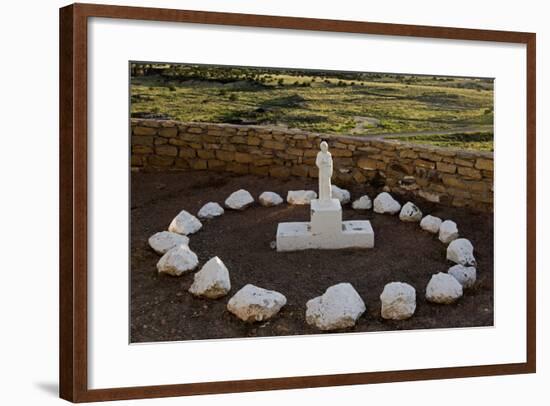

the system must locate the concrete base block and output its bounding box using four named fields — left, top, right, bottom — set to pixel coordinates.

left=276, top=198, right=375, bottom=251
left=276, top=220, right=374, bottom=251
